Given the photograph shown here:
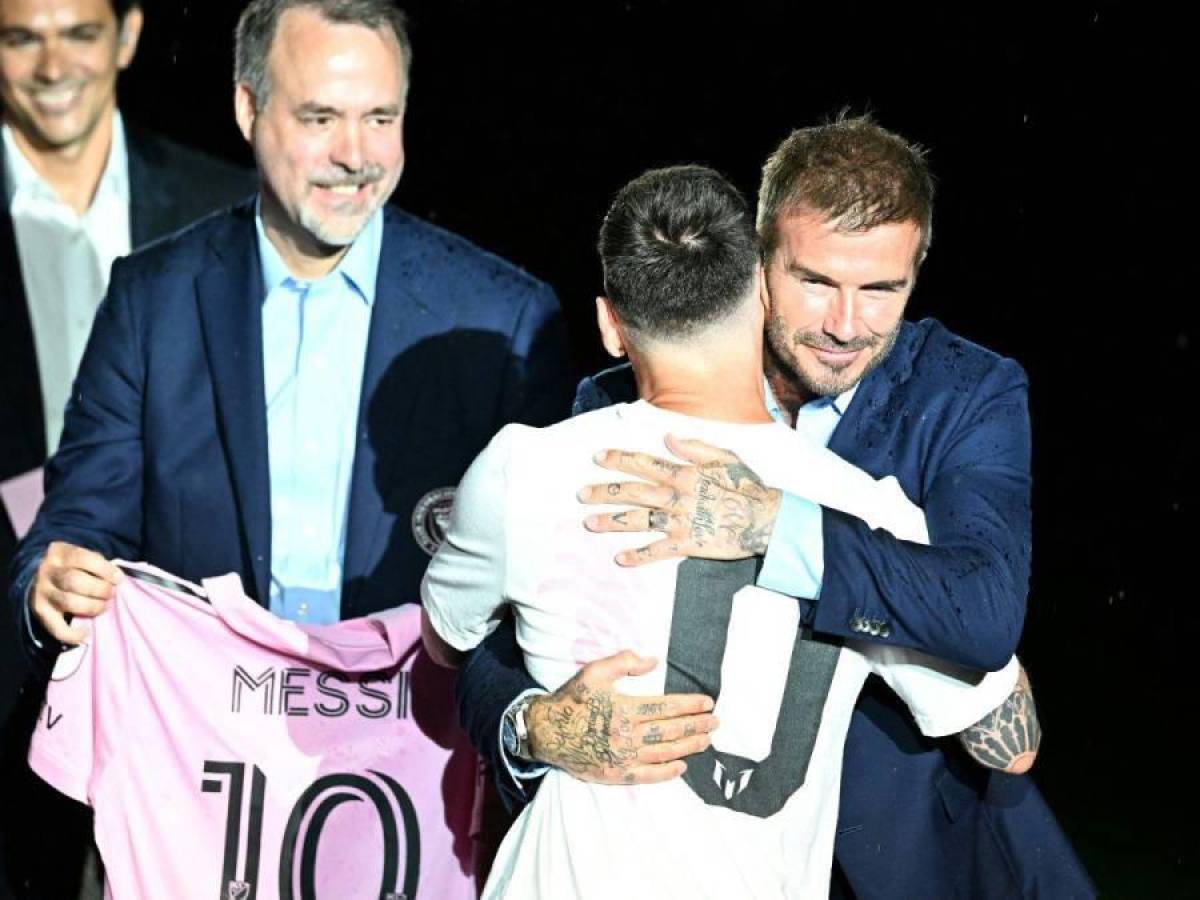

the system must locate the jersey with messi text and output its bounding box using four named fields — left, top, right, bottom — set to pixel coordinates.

left=30, top=564, right=477, bottom=900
